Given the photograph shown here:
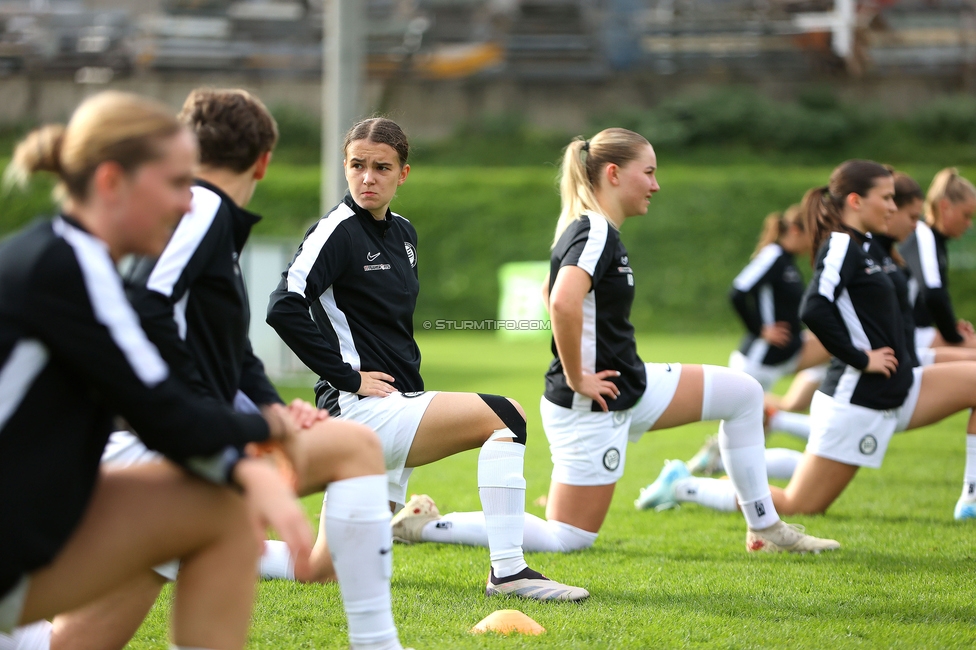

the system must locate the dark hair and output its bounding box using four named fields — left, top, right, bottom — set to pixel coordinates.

left=343, top=118, right=409, bottom=167
left=892, top=172, right=924, bottom=209
left=802, top=159, right=892, bottom=259
left=178, top=88, right=278, bottom=173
